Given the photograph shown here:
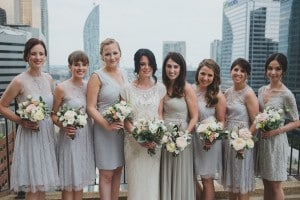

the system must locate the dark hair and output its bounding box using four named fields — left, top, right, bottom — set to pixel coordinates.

left=23, top=38, right=47, bottom=62
left=195, top=59, right=220, bottom=107
left=264, top=53, right=288, bottom=76
left=162, top=52, right=186, bottom=98
left=134, top=49, right=157, bottom=82
left=230, top=58, right=251, bottom=76
left=68, top=50, right=89, bottom=65
left=100, top=38, right=121, bottom=56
